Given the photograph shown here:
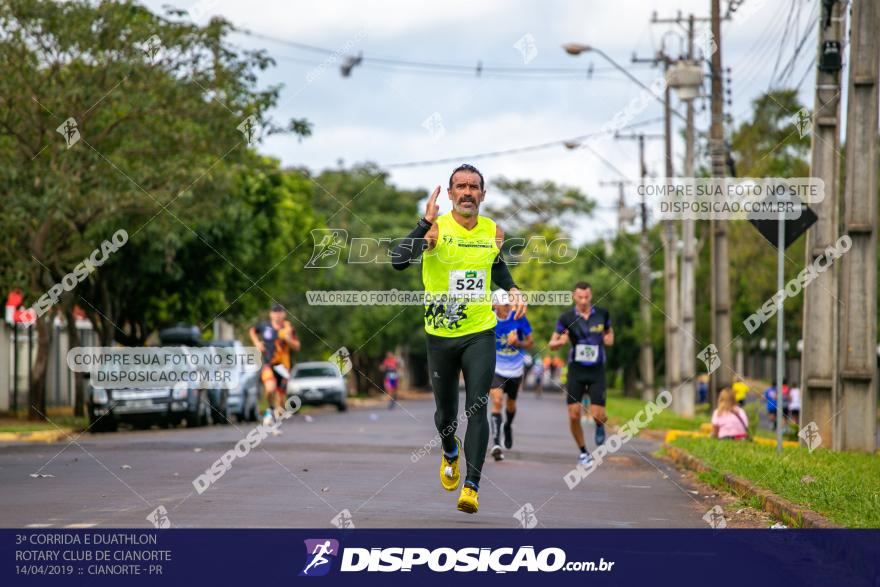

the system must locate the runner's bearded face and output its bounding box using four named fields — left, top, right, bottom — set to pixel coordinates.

left=448, top=171, right=484, bottom=218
